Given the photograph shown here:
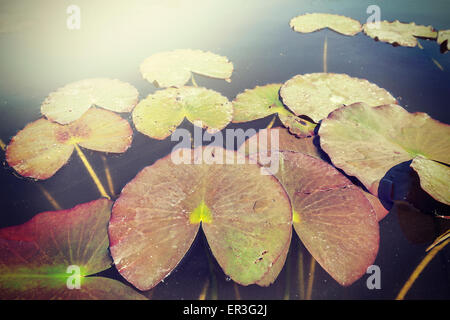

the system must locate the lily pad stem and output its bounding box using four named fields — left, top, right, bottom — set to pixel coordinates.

left=306, top=258, right=316, bottom=300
